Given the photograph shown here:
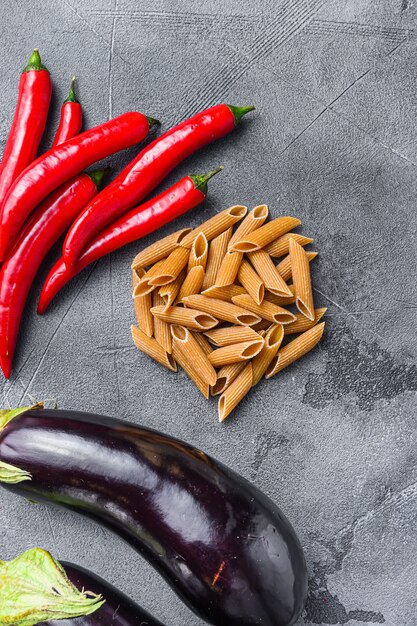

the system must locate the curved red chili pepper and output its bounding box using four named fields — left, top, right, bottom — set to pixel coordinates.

left=0, top=111, right=158, bottom=261
left=62, top=104, right=254, bottom=268
left=0, top=169, right=108, bottom=379
left=51, top=76, right=82, bottom=147
left=38, top=167, right=222, bottom=315
left=0, top=49, right=51, bottom=206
